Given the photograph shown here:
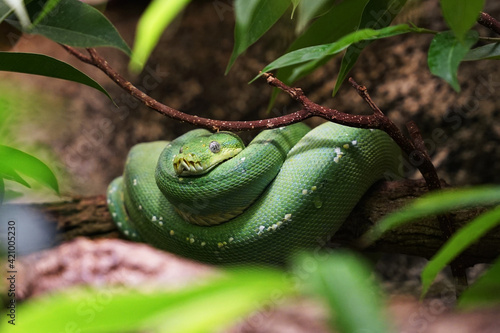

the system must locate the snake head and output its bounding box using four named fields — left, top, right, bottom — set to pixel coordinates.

left=173, top=132, right=244, bottom=176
